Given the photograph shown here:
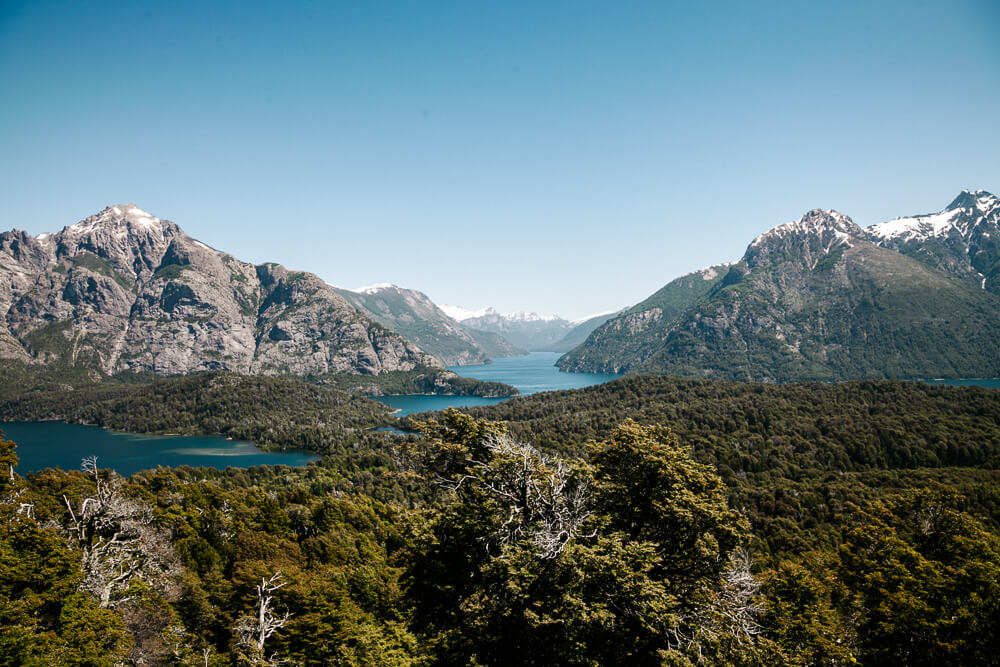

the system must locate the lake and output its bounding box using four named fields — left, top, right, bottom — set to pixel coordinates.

left=2, top=421, right=319, bottom=476
left=375, top=351, right=621, bottom=416
left=926, top=378, right=1000, bottom=389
